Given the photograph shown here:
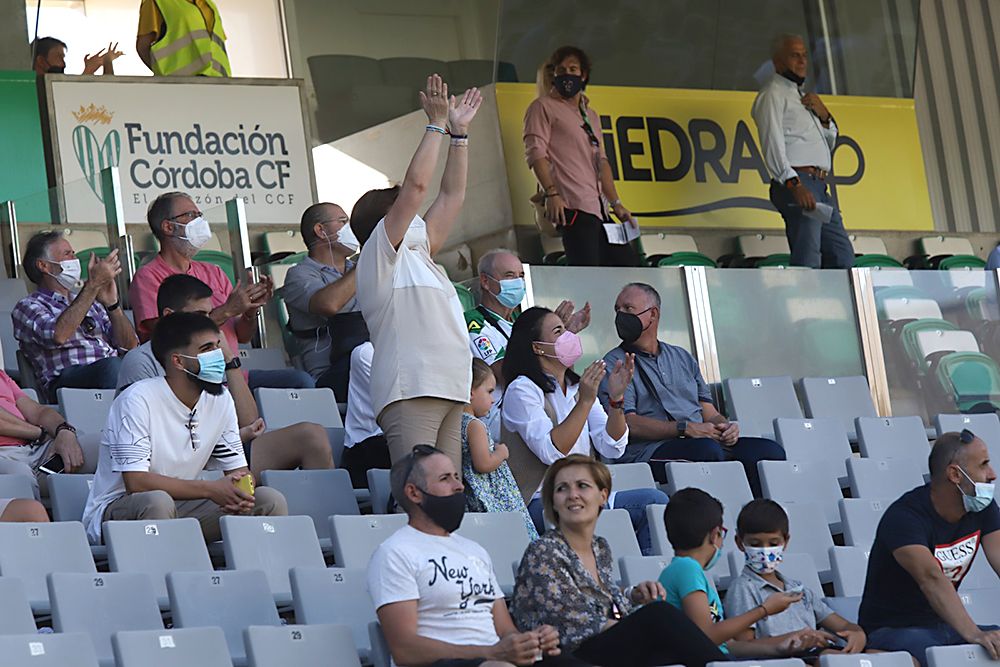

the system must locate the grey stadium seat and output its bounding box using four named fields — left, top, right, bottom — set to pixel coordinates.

left=168, top=569, right=281, bottom=667
left=259, top=469, right=359, bottom=544
left=245, top=623, right=361, bottom=667
left=620, top=555, right=671, bottom=587
left=709, top=659, right=805, bottom=666
left=935, top=413, right=1000, bottom=461
left=818, top=652, right=915, bottom=666
left=723, top=376, right=803, bottom=439
left=959, top=587, right=1000, bottom=626
left=0, top=577, right=37, bottom=634
left=254, top=388, right=345, bottom=466
left=927, top=644, right=996, bottom=666
left=367, top=469, right=392, bottom=514
left=455, top=511, right=531, bottom=596
left=104, top=518, right=212, bottom=609
left=758, top=460, right=843, bottom=532
left=0, top=474, right=34, bottom=500
left=113, top=627, right=232, bottom=667
left=774, top=417, right=853, bottom=485
left=0, top=632, right=100, bottom=667
left=800, top=376, right=877, bottom=441
left=960, top=551, right=1000, bottom=590
left=48, top=473, right=94, bottom=522
left=839, top=498, right=890, bottom=548
left=290, top=567, right=375, bottom=663
left=49, top=572, right=163, bottom=667
left=0, top=521, right=96, bottom=614
left=595, top=508, right=641, bottom=583
left=56, top=388, right=114, bottom=436
left=646, top=504, right=674, bottom=559
left=846, top=457, right=924, bottom=500
left=607, top=462, right=656, bottom=491
left=329, top=514, right=407, bottom=569
left=856, top=416, right=931, bottom=475
left=237, top=348, right=288, bottom=371
left=823, top=596, right=861, bottom=624
left=829, top=546, right=870, bottom=597
left=221, top=515, right=326, bottom=606
left=783, top=502, right=834, bottom=582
